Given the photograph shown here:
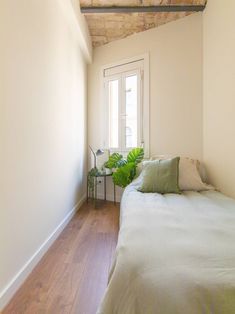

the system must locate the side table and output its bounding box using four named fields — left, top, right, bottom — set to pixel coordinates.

left=87, top=171, right=116, bottom=206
